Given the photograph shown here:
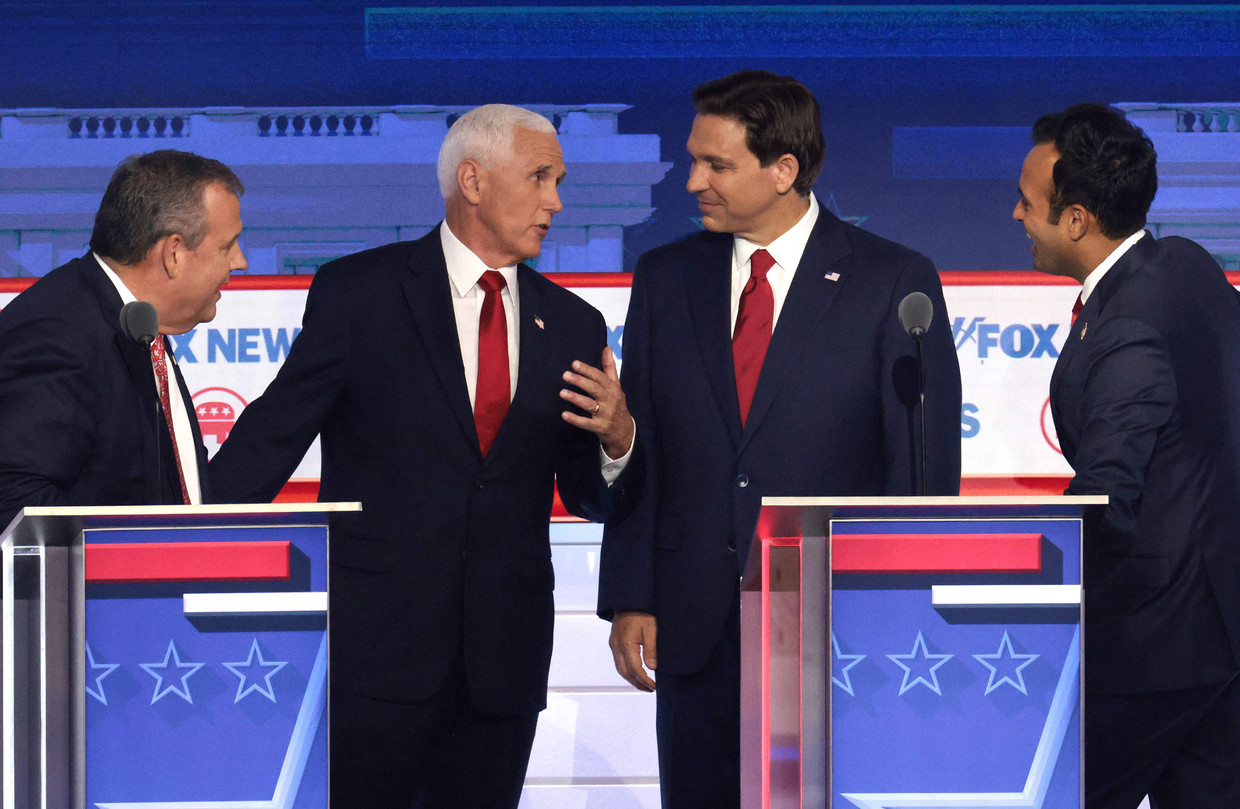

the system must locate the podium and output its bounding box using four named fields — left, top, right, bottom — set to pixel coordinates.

left=740, top=496, right=1104, bottom=809
left=1, top=502, right=359, bottom=809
